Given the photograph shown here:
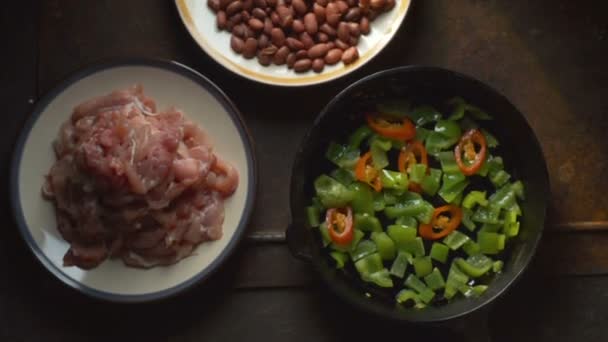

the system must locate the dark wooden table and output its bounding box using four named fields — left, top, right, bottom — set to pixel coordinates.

left=2, top=1, right=608, bottom=341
